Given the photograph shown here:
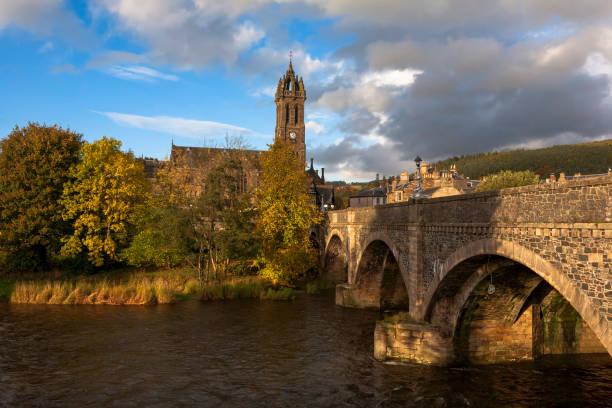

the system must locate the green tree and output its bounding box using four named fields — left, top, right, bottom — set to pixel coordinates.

left=0, top=123, right=82, bottom=271
left=475, top=169, right=540, bottom=192
left=60, top=137, right=146, bottom=267
left=138, top=142, right=259, bottom=281
left=256, top=141, right=322, bottom=285
left=200, top=154, right=259, bottom=279
left=120, top=199, right=190, bottom=268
